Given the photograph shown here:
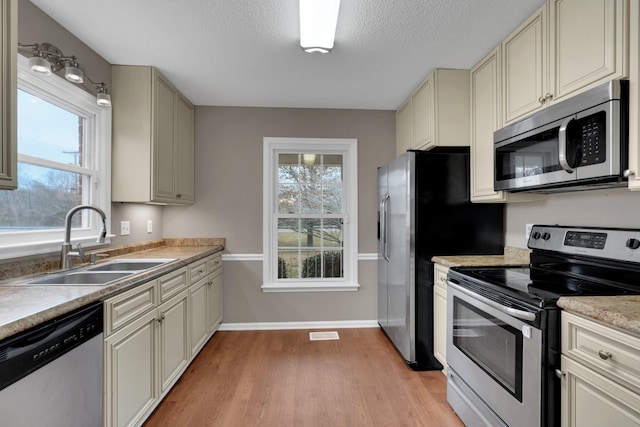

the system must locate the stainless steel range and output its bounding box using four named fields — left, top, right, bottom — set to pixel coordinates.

left=446, top=225, right=640, bottom=427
